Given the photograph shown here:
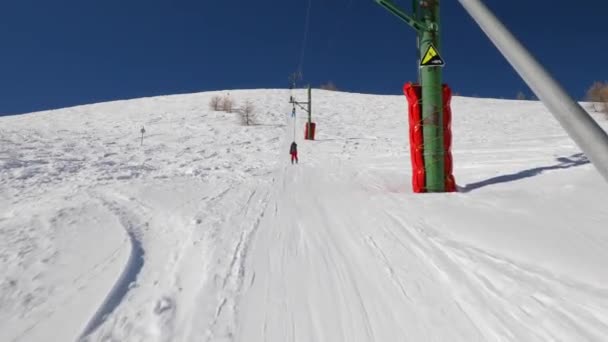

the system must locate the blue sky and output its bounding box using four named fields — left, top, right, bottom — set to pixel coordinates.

left=0, top=0, right=606, bottom=115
